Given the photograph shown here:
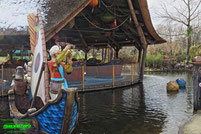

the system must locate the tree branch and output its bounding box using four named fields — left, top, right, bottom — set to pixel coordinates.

left=190, top=0, right=201, bottom=17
